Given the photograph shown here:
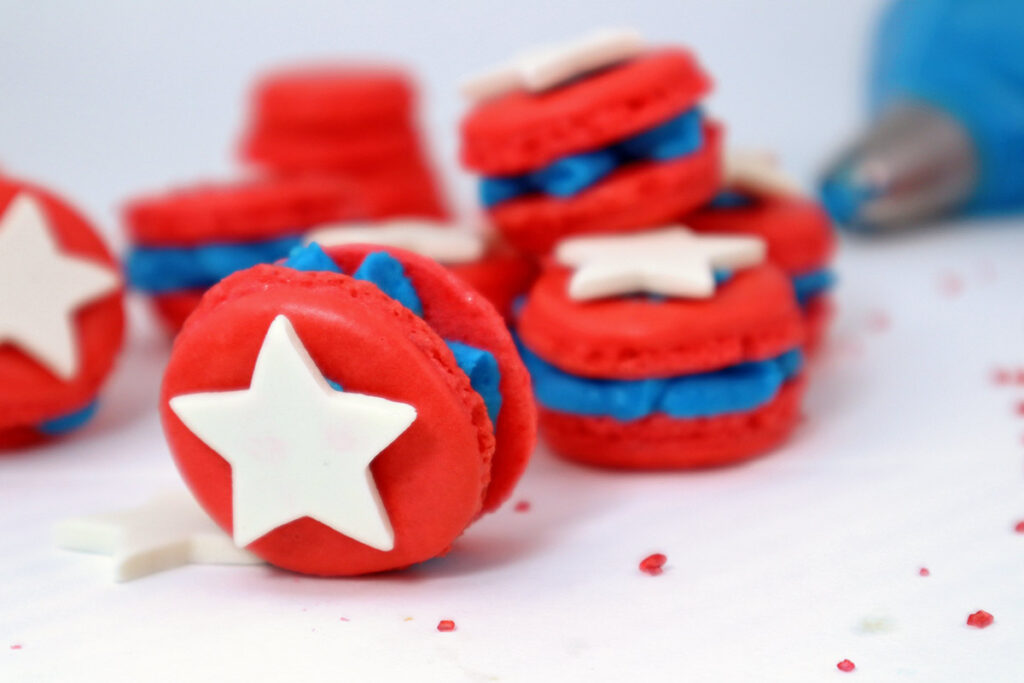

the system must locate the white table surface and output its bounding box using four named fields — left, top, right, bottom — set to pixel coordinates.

left=3, top=1, right=1024, bottom=681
